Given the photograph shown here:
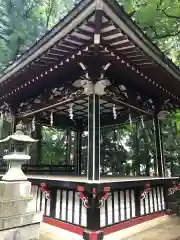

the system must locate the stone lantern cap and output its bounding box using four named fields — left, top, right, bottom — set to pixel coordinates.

left=0, top=122, right=38, bottom=144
